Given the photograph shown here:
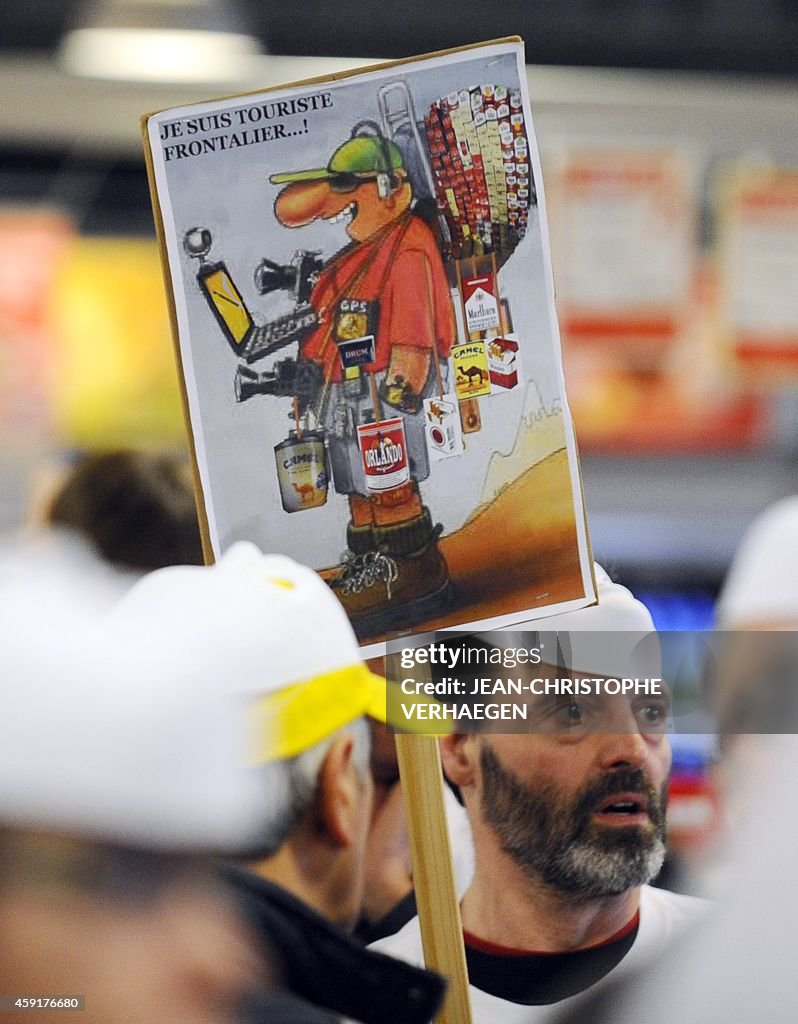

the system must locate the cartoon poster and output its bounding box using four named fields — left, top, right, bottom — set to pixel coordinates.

left=143, top=38, right=595, bottom=648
